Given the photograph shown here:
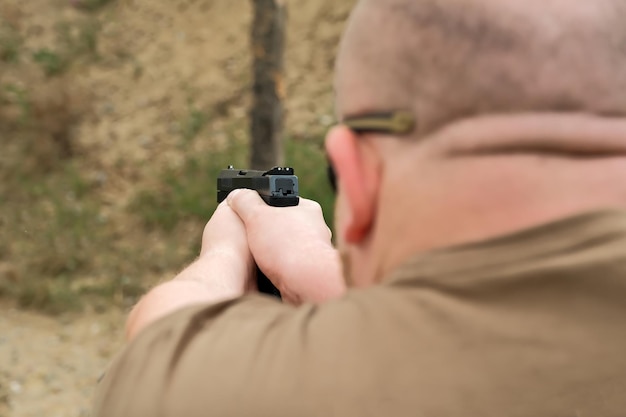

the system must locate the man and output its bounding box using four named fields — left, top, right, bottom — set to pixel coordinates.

left=95, top=0, right=626, bottom=415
